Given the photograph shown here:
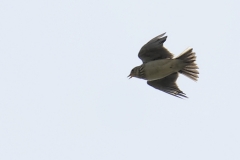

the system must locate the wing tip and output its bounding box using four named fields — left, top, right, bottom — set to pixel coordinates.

left=159, top=32, right=166, bottom=37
